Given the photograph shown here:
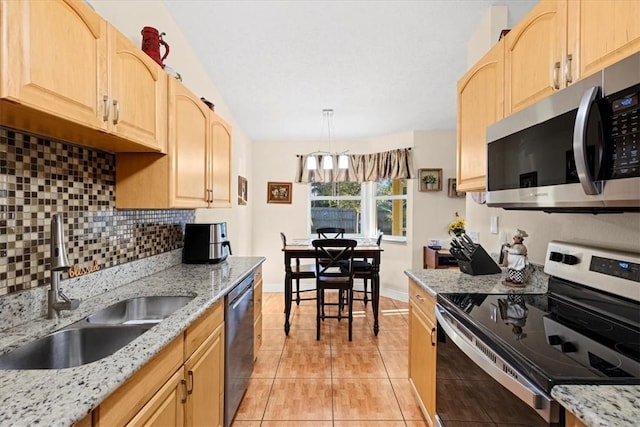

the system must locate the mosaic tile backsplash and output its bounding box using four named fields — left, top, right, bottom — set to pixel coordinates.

left=0, top=127, right=194, bottom=296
